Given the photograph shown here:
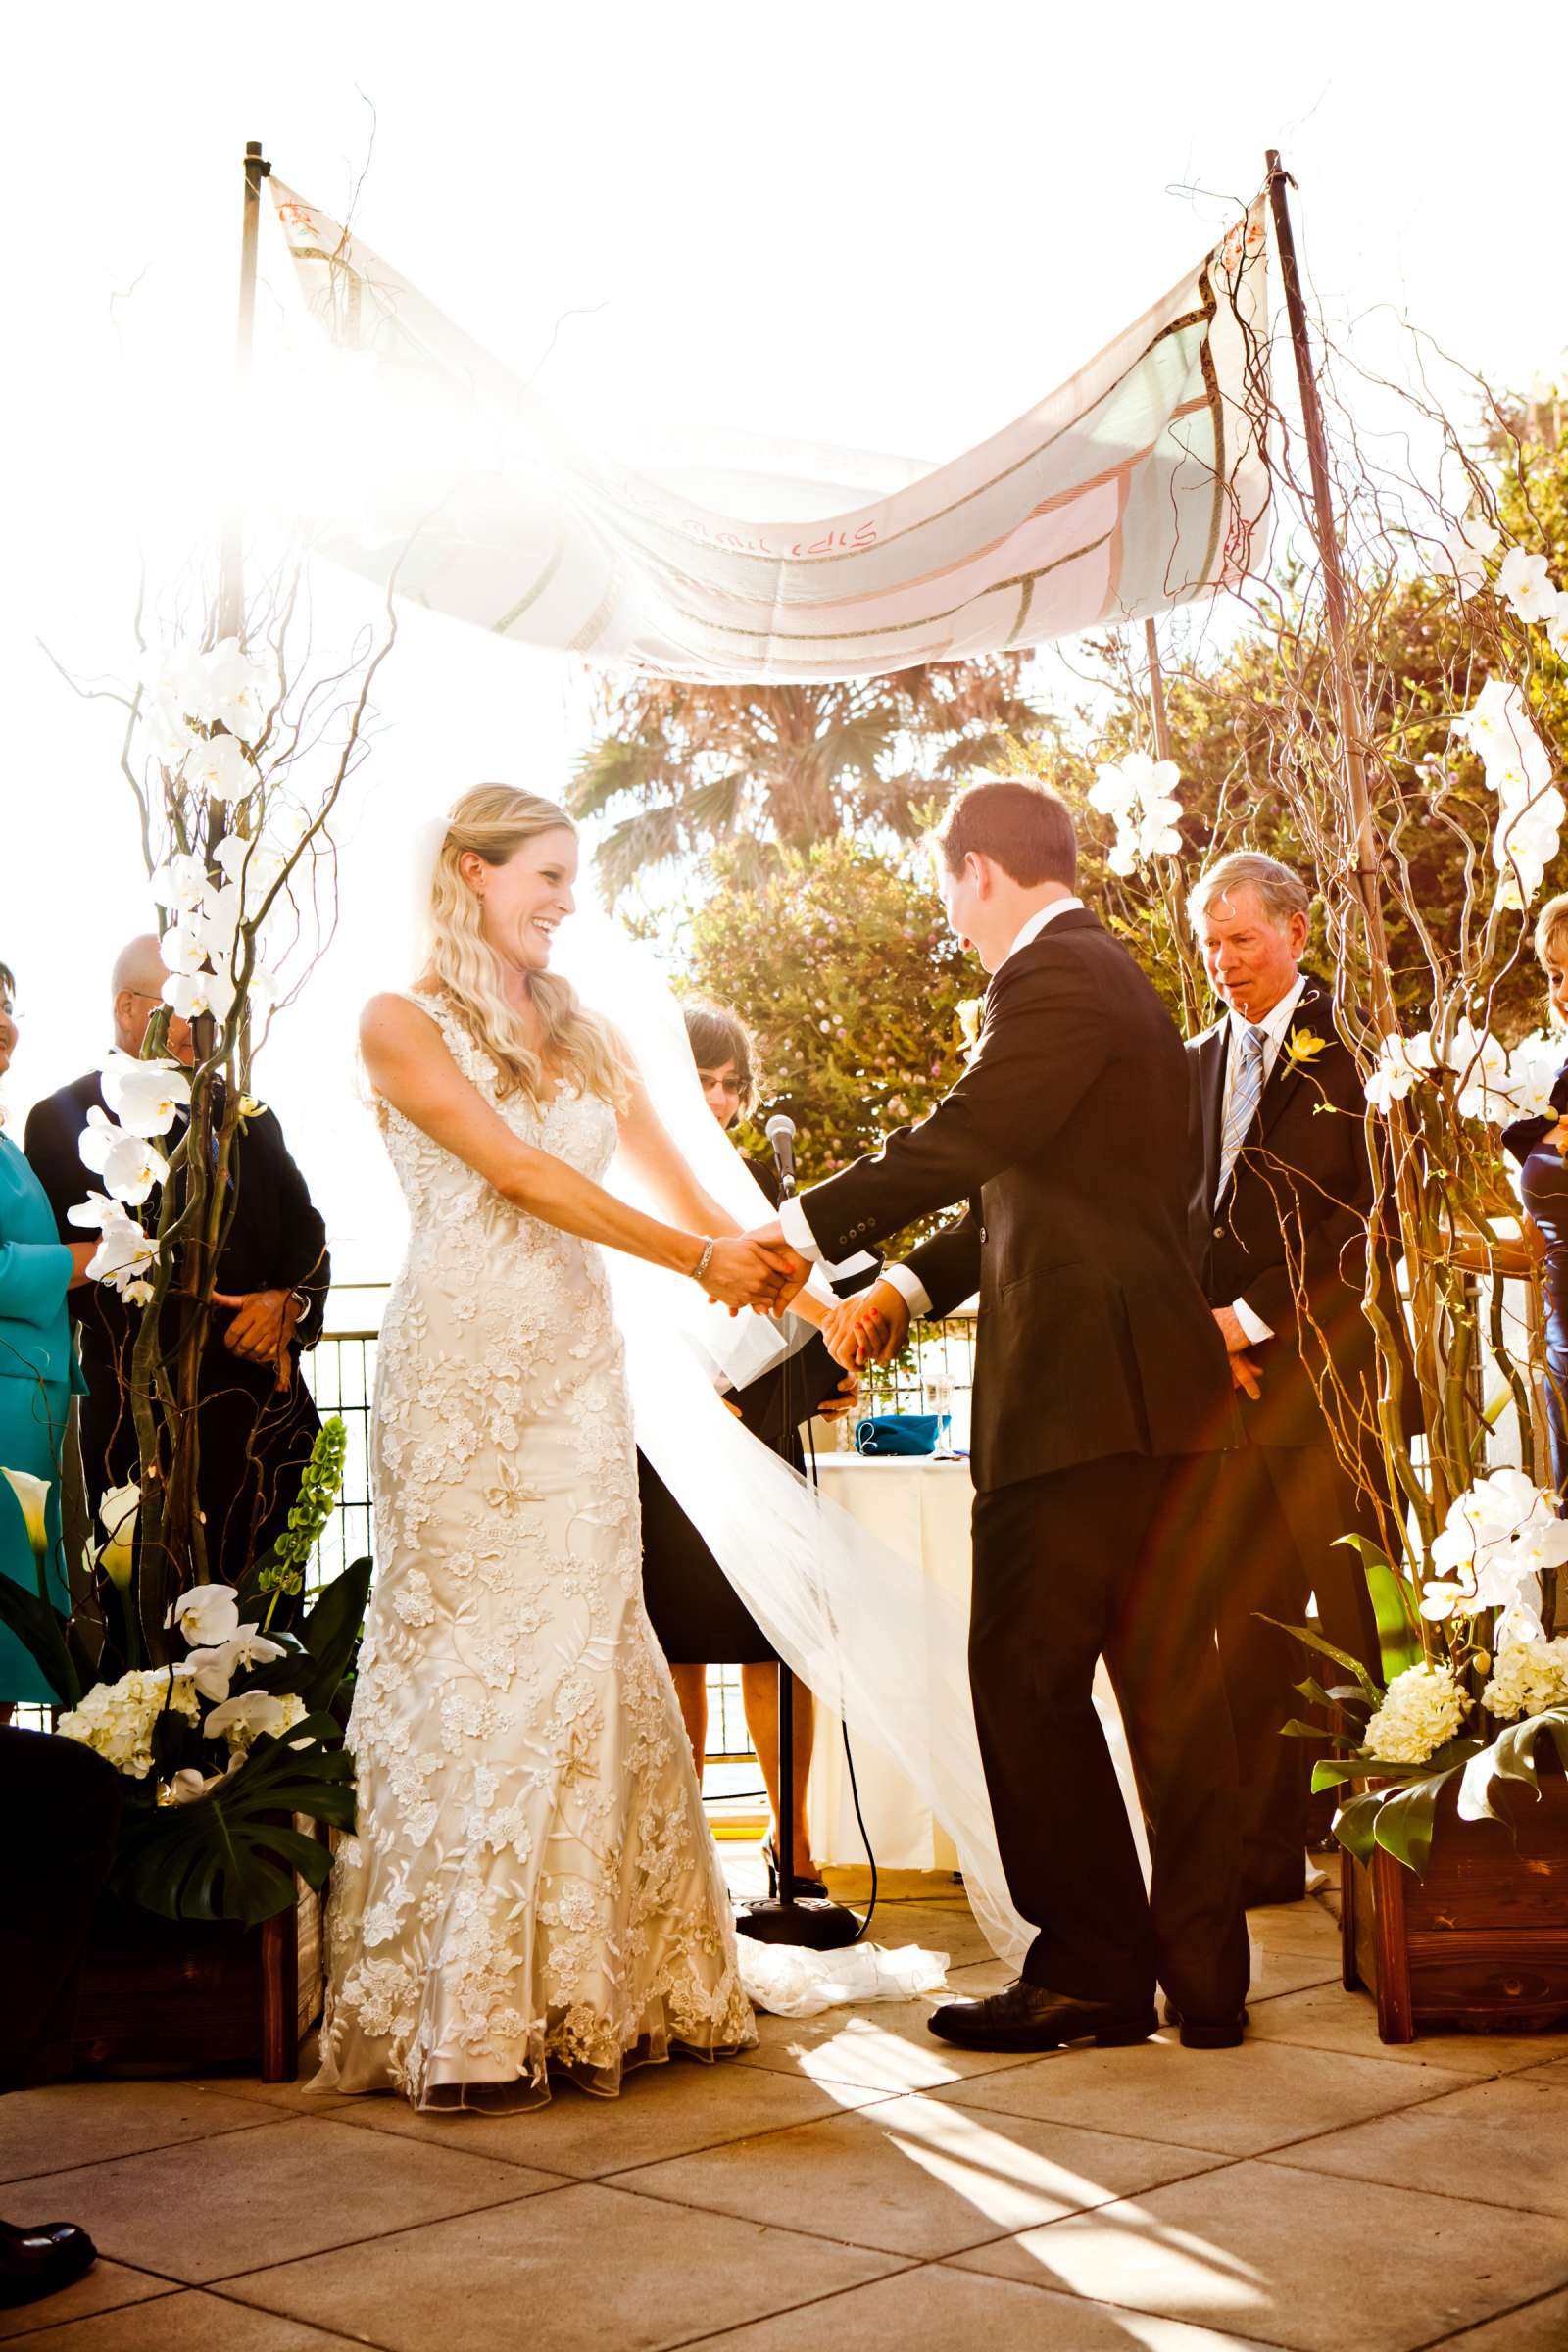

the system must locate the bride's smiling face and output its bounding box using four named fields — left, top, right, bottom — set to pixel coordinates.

left=466, top=825, right=578, bottom=973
